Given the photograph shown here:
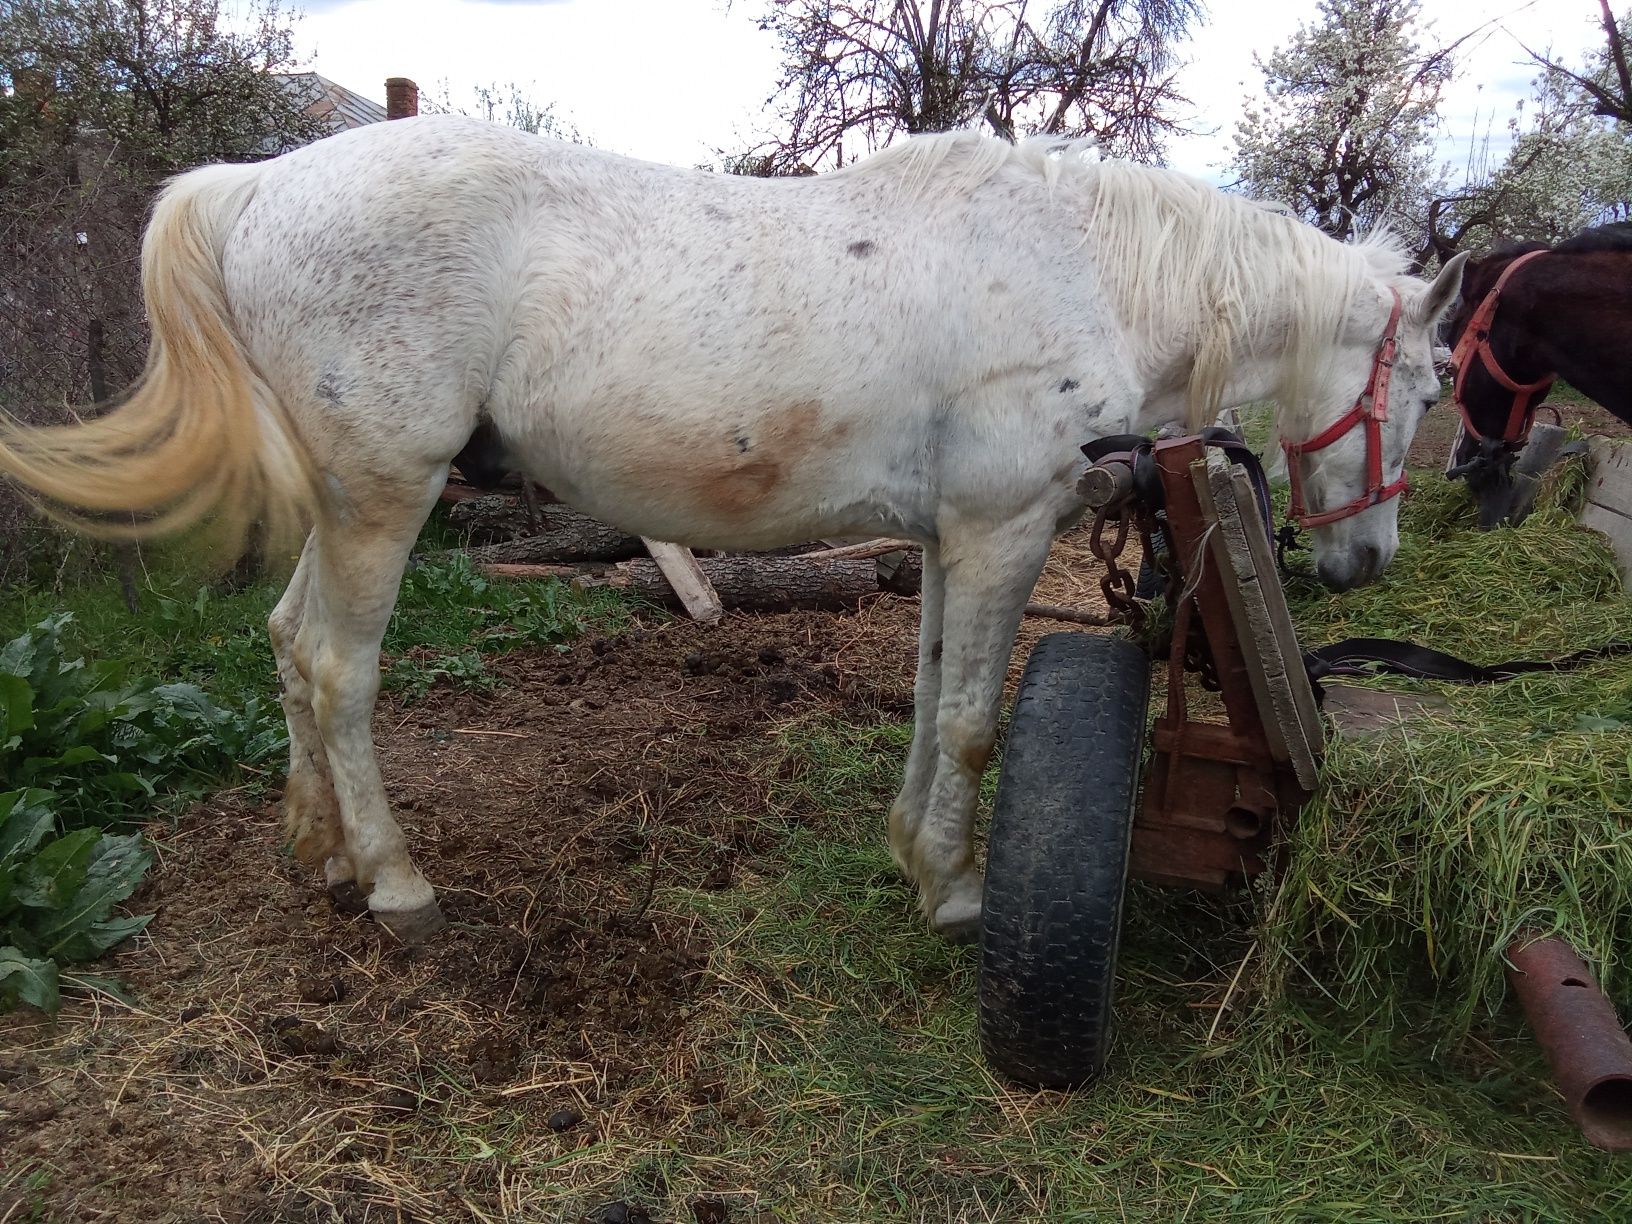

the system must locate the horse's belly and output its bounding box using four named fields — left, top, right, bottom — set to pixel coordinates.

left=508, top=411, right=923, bottom=551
